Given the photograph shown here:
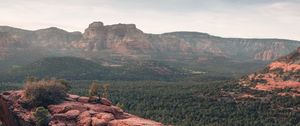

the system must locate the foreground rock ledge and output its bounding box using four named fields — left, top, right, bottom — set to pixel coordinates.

left=0, top=90, right=164, bottom=126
